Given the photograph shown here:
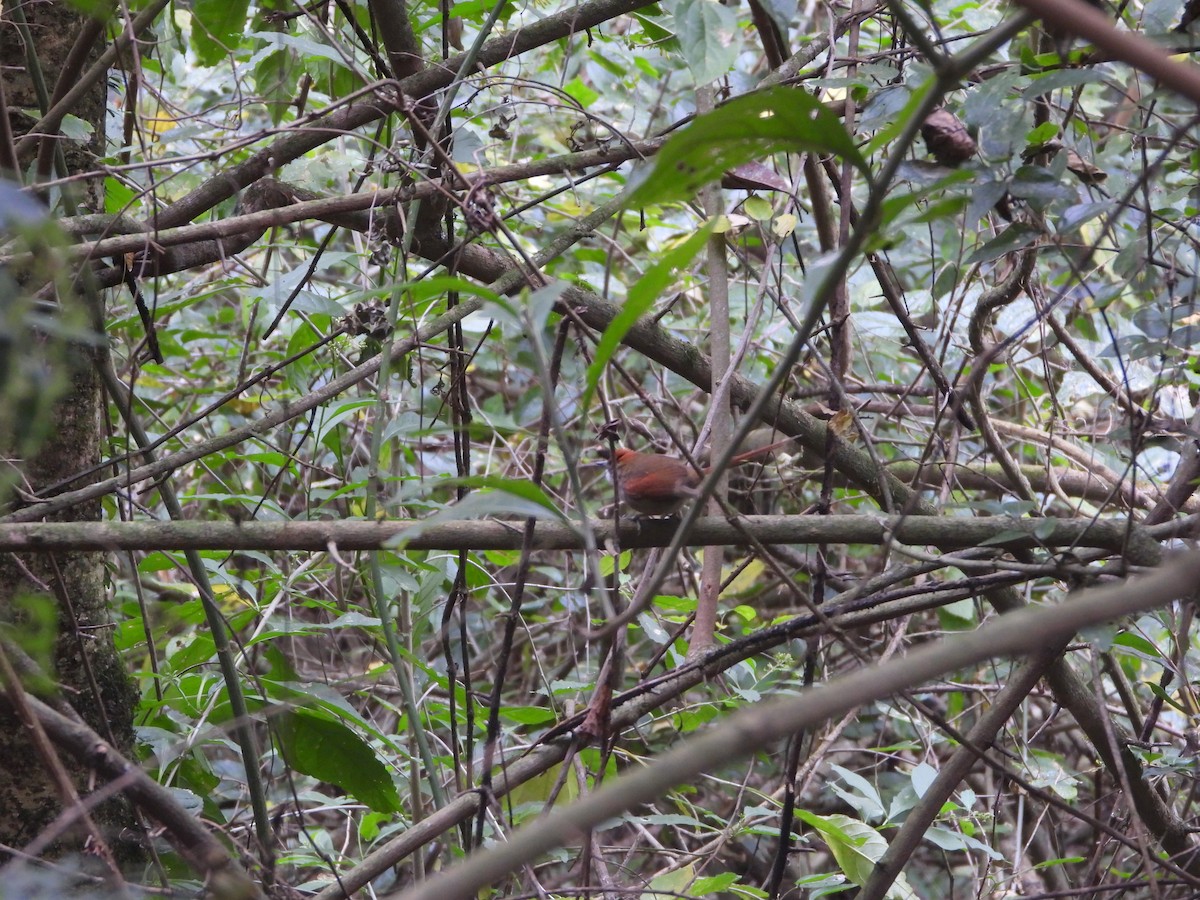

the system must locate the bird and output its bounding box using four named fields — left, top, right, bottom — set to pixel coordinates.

left=598, top=434, right=796, bottom=516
